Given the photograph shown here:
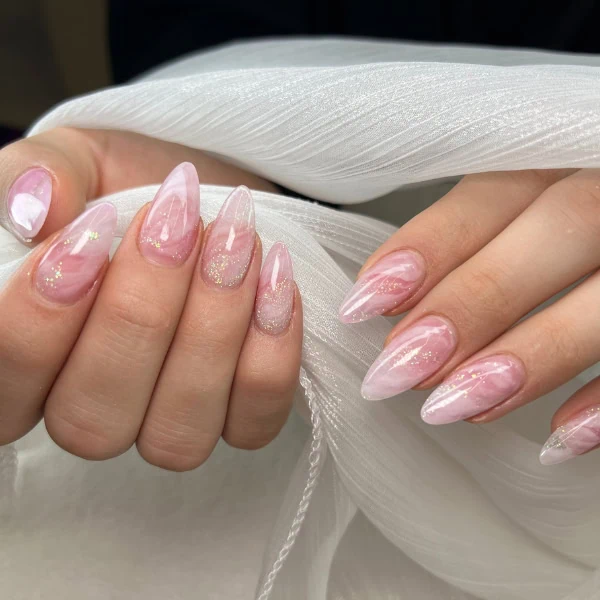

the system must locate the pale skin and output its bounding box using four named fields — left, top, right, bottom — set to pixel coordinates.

left=1, top=128, right=599, bottom=468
